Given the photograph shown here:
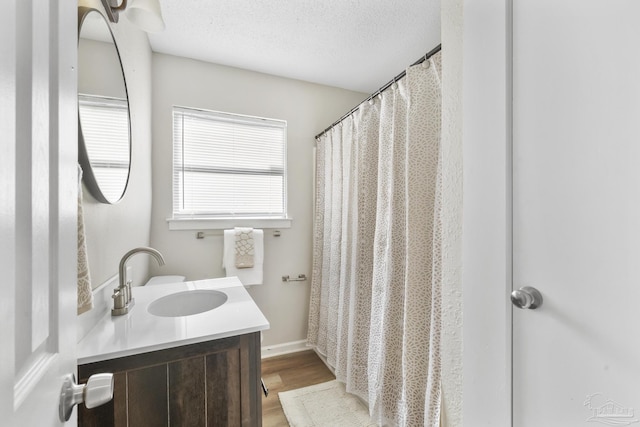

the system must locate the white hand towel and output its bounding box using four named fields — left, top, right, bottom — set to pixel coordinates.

left=223, top=229, right=264, bottom=285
